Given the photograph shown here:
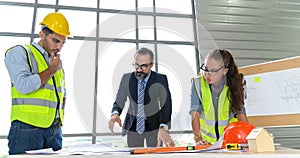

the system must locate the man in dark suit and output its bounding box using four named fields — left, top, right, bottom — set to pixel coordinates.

left=108, top=47, right=174, bottom=147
